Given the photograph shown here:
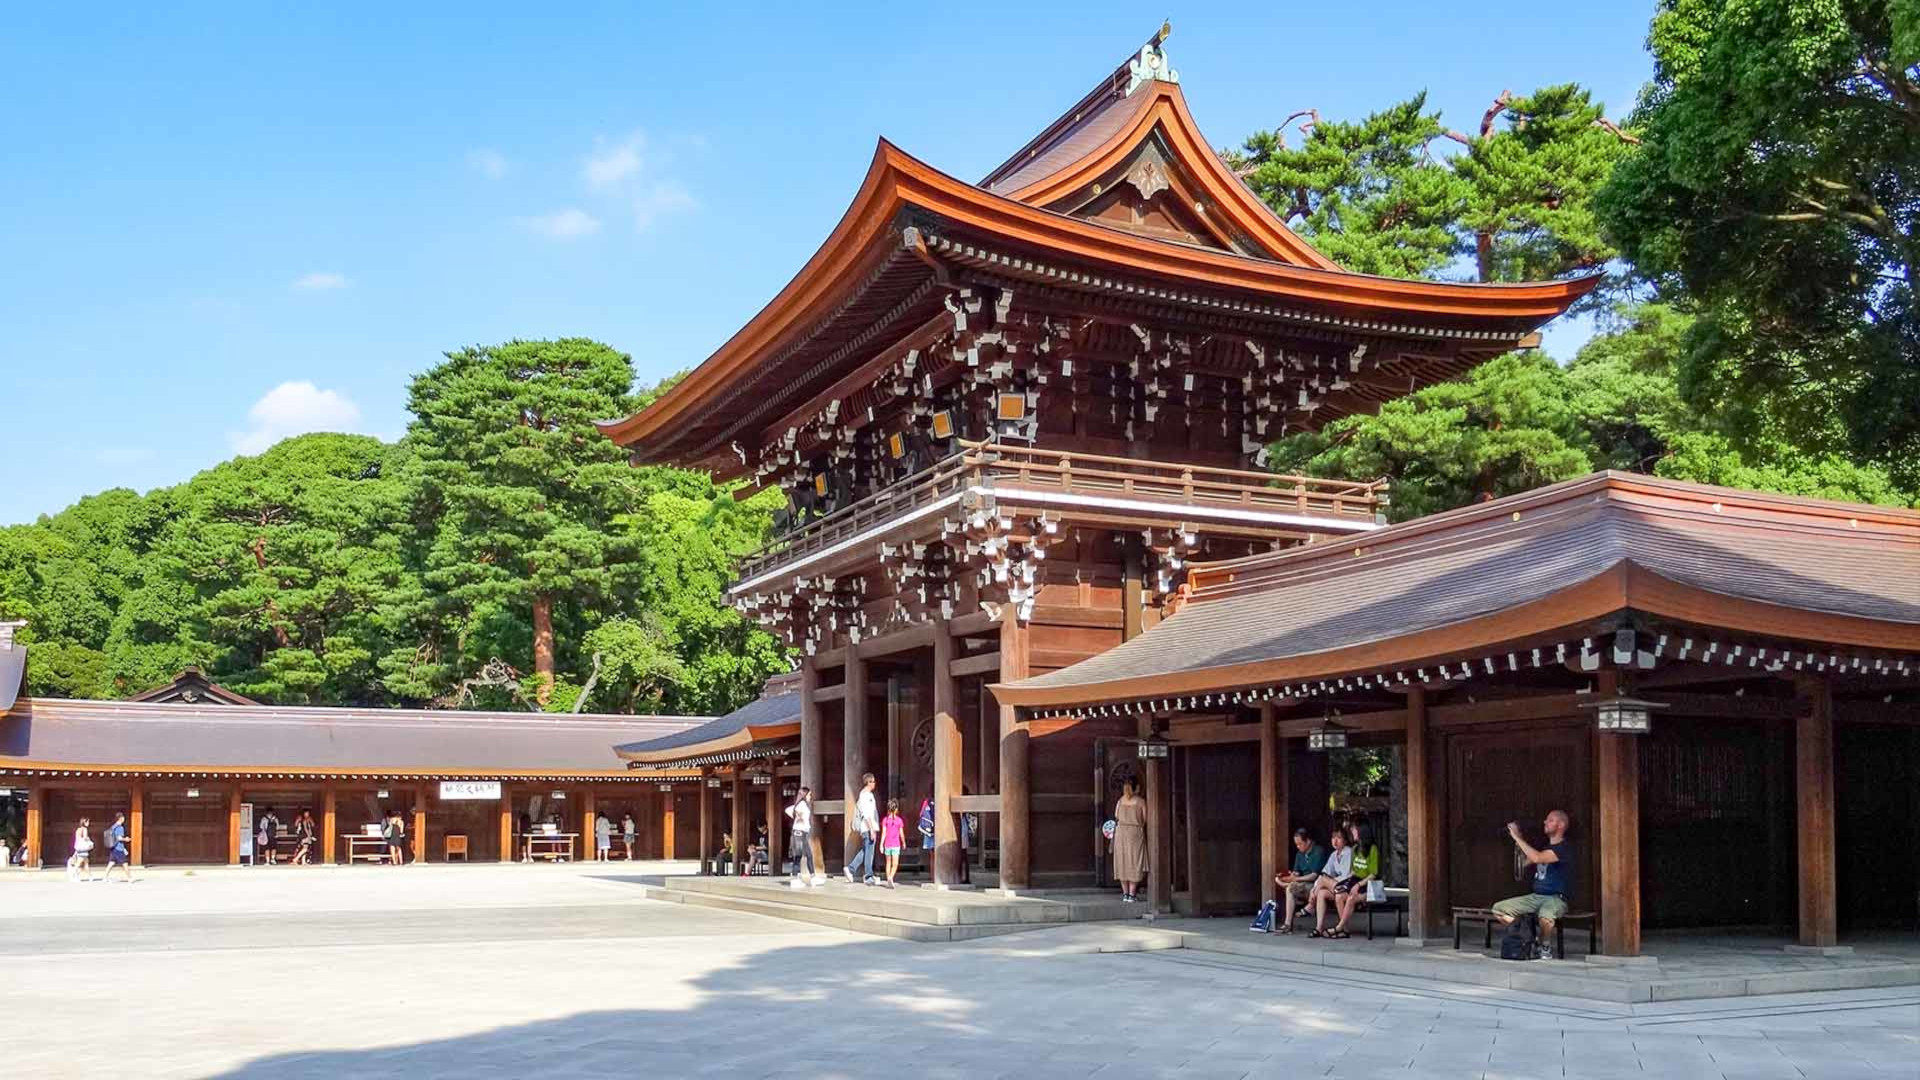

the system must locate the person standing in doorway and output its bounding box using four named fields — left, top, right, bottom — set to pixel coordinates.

left=1493, top=810, right=1573, bottom=959
left=842, top=772, right=878, bottom=886
left=879, top=799, right=906, bottom=890
left=291, top=811, right=317, bottom=865
left=103, top=812, right=133, bottom=884
left=621, top=812, right=637, bottom=861
left=785, top=785, right=819, bottom=888
left=384, top=809, right=406, bottom=866
left=257, top=806, right=280, bottom=866
left=916, top=794, right=935, bottom=878
left=1112, top=779, right=1149, bottom=903
left=68, top=817, right=94, bottom=882
left=594, top=812, right=612, bottom=862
